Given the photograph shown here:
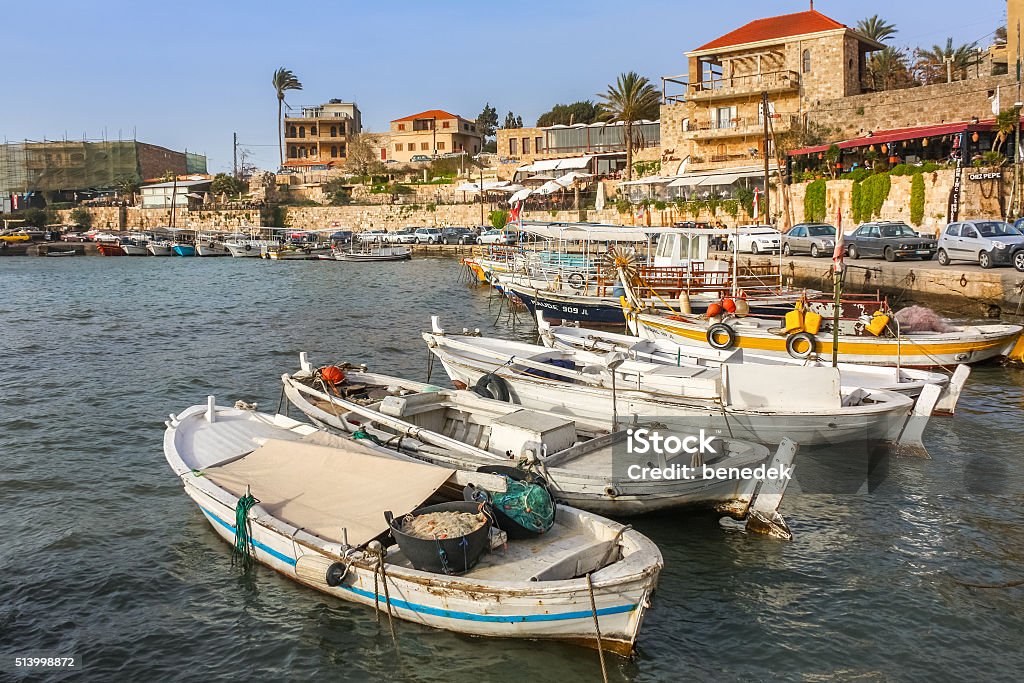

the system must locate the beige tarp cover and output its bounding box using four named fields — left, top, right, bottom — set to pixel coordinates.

left=203, top=438, right=455, bottom=547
